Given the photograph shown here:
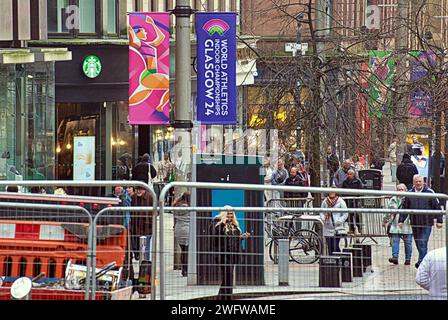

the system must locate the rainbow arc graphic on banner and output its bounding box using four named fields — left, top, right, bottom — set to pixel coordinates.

left=203, top=19, right=230, bottom=36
